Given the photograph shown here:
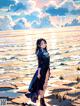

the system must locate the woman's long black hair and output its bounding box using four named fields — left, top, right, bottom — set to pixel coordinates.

left=35, top=38, right=47, bottom=54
